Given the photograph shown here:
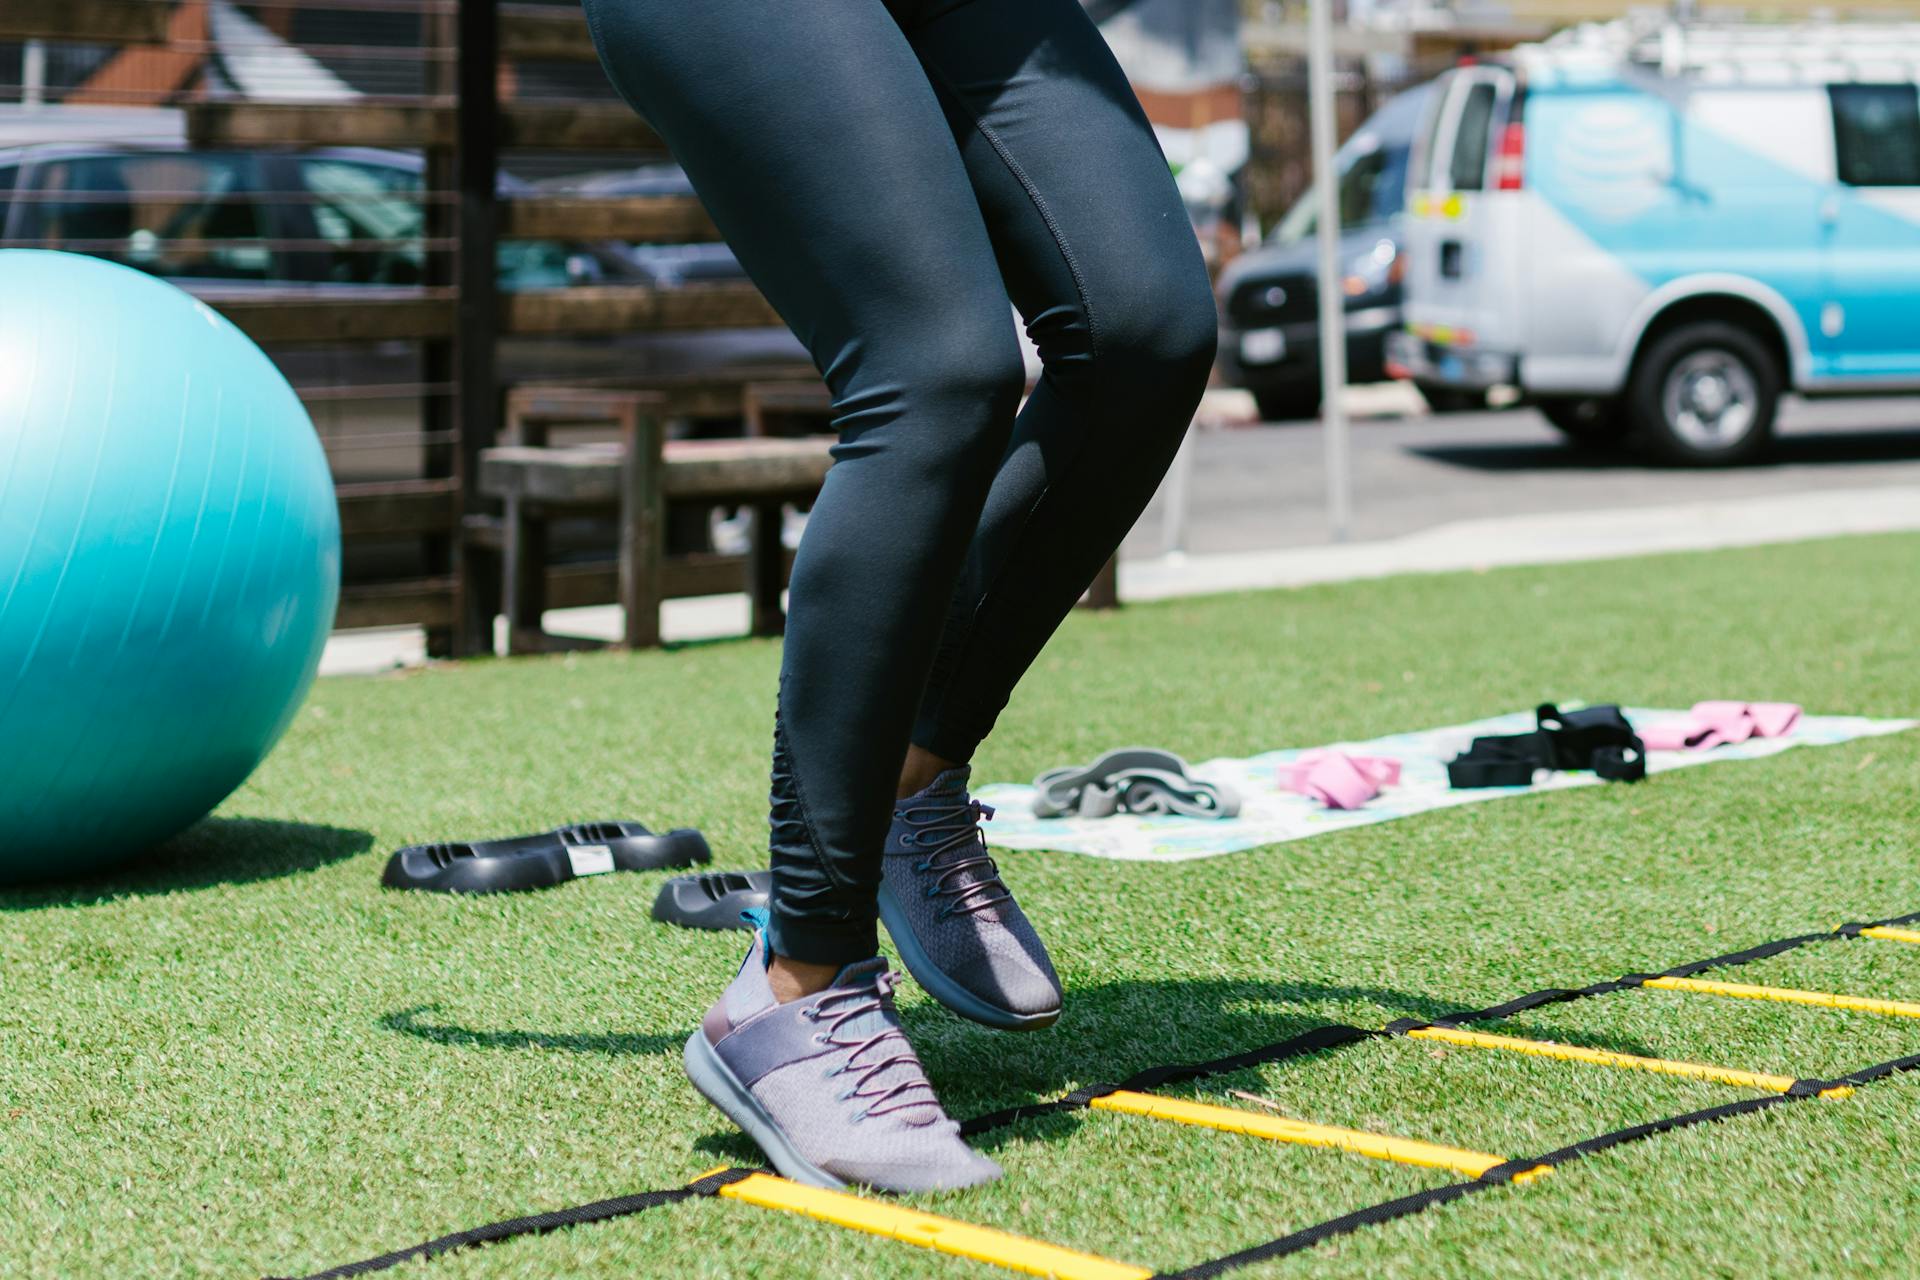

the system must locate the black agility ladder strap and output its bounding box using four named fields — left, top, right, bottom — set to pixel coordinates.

left=269, top=906, right=1920, bottom=1280
left=265, top=1167, right=759, bottom=1280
